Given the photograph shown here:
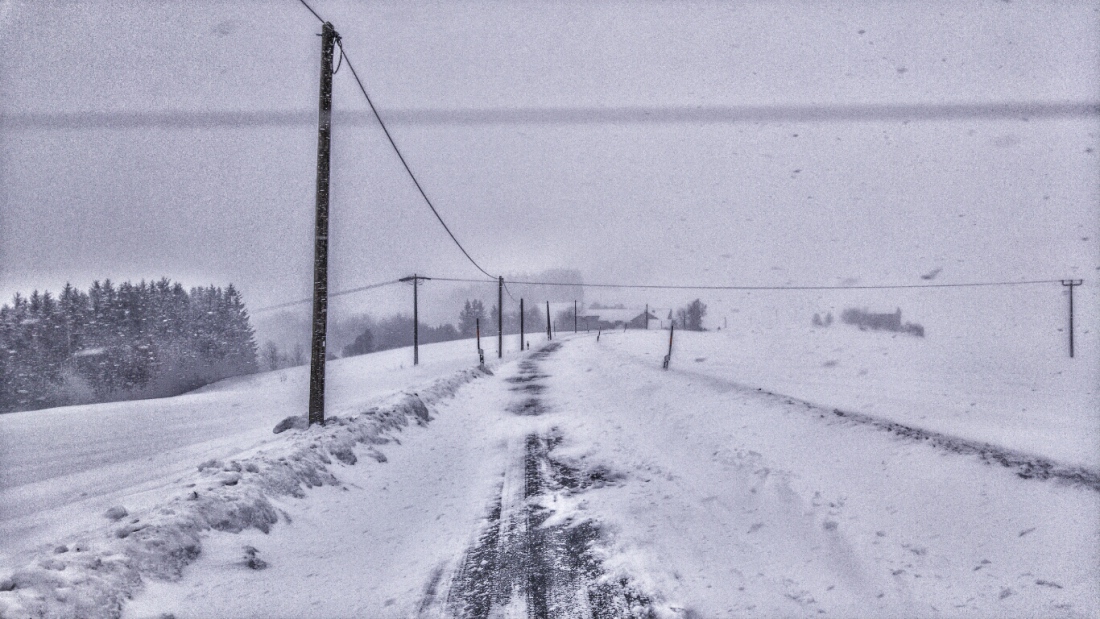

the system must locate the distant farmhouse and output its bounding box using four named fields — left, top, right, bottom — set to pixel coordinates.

left=561, top=305, right=670, bottom=331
